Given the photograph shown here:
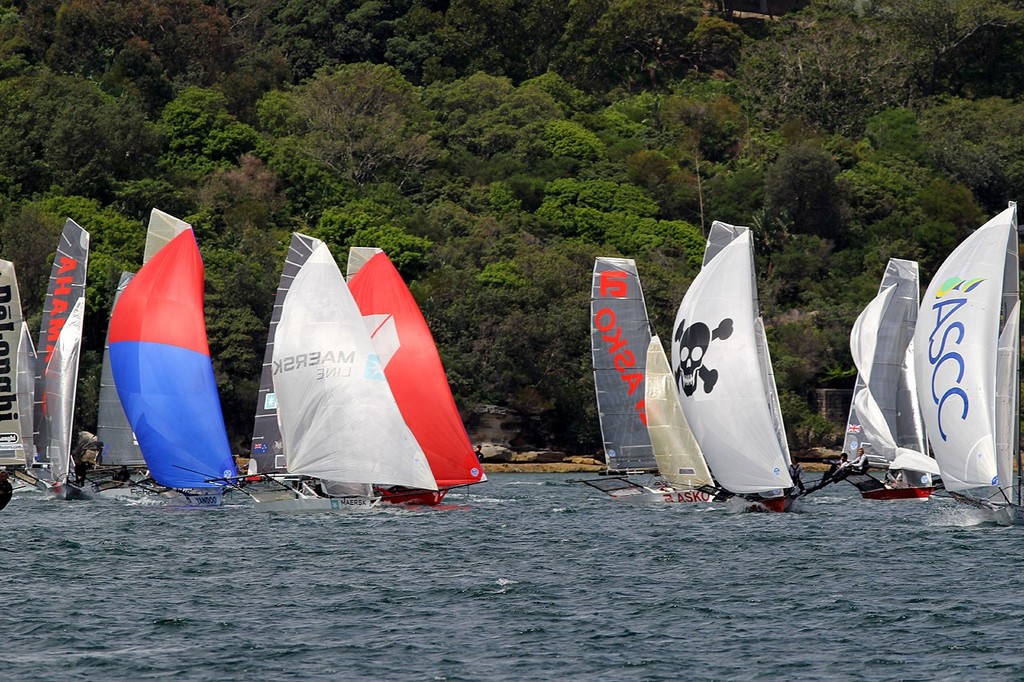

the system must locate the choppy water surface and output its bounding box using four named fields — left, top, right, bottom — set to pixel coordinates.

left=3, top=474, right=1022, bottom=681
